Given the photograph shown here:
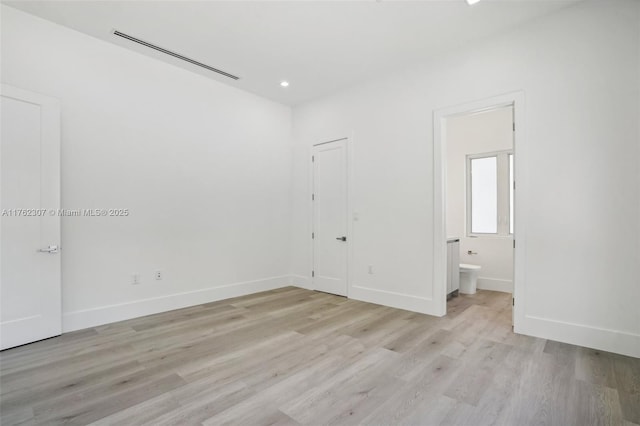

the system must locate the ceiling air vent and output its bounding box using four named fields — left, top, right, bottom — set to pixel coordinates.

left=112, top=30, right=240, bottom=80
